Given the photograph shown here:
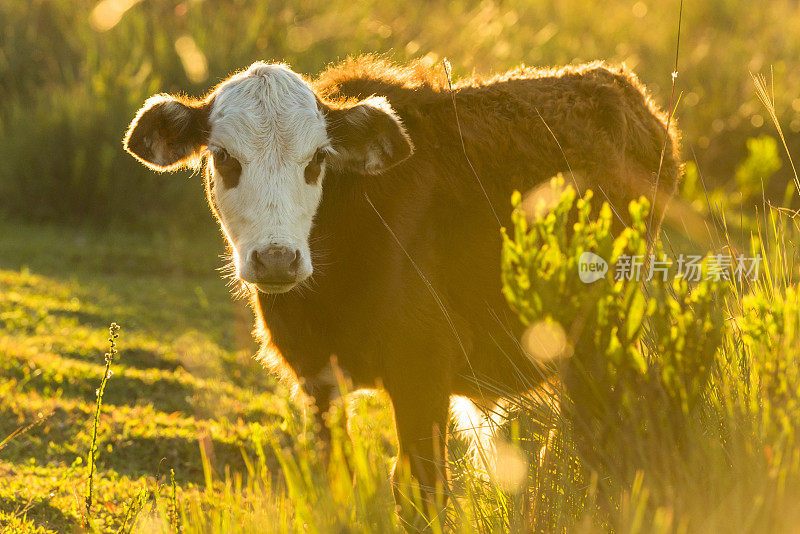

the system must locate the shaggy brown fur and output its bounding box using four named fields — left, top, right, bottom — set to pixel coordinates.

left=124, top=56, right=681, bottom=516
left=257, top=57, right=680, bottom=500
